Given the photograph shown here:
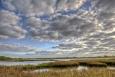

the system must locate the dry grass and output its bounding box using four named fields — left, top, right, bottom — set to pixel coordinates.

left=0, top=56, right=115, bottom=77
left=0, top=66, right=115, bottom=77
